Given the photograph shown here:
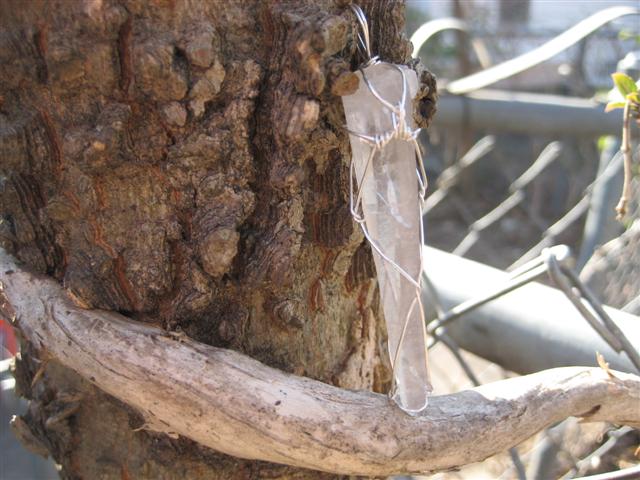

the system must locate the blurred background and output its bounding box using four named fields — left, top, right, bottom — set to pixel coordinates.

left=408, top=0, right=639, bottom=92
left=407, top=1, right=640, bottom=479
